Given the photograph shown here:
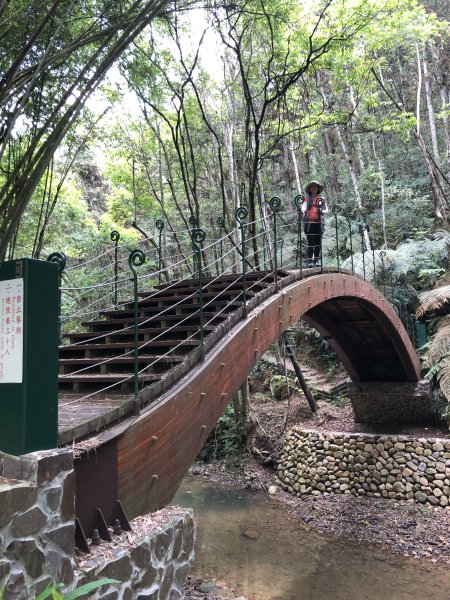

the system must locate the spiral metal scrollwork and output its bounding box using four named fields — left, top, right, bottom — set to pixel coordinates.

left=380, top=250, right=386, bottom=258
left=128, top=249, right=145, bottom=271
left=293, top=194, right=304, bottom=209
left=110, top=230, right=120, bottom=243
left=191, top=228, right=206, bottom=248
left=189, top=215, right=198, bottom=227
left=235, top=206, right=248, bottom=225
left=155, top=219, right=165, bottom=232
left=359, top=222, right=367, bottom=233
left=47, top=251, right=67, bottom=274
left=269, top=196, right=282, bottom=213
left=216, top=216, right=225, bottom=228
left=332, top=204, right=342, bottom=214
